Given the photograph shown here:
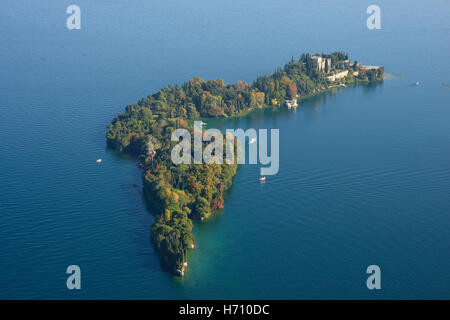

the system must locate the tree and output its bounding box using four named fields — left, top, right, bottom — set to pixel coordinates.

left=287, top=83, right=297, bottom=99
